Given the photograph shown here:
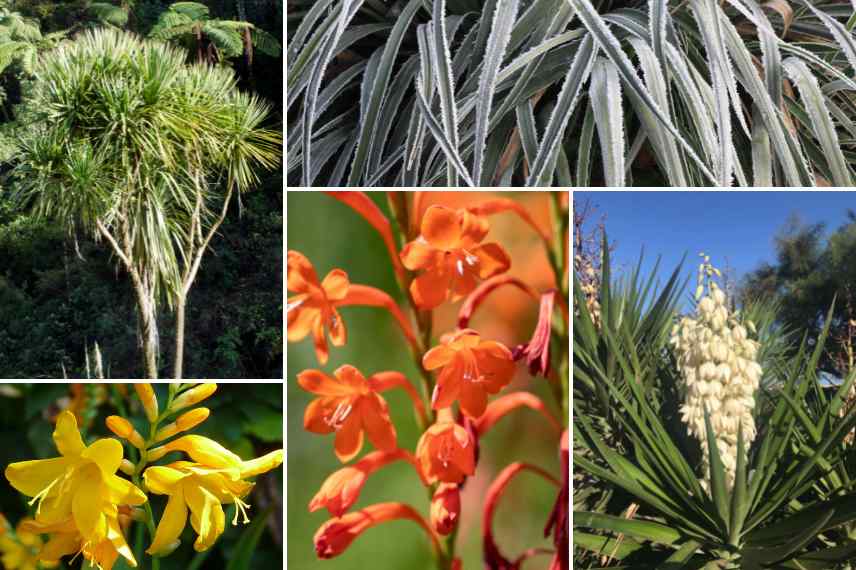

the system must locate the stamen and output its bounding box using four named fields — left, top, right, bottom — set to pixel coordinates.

left=232, top=496, right=252, bottom=526
left=456, top=260, right=464, bottom=276
left=459, top=349, right=484, bottom=384
left=27, top=475, right=63, bottom=515
left=326, top=401, right=353, bottom=429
